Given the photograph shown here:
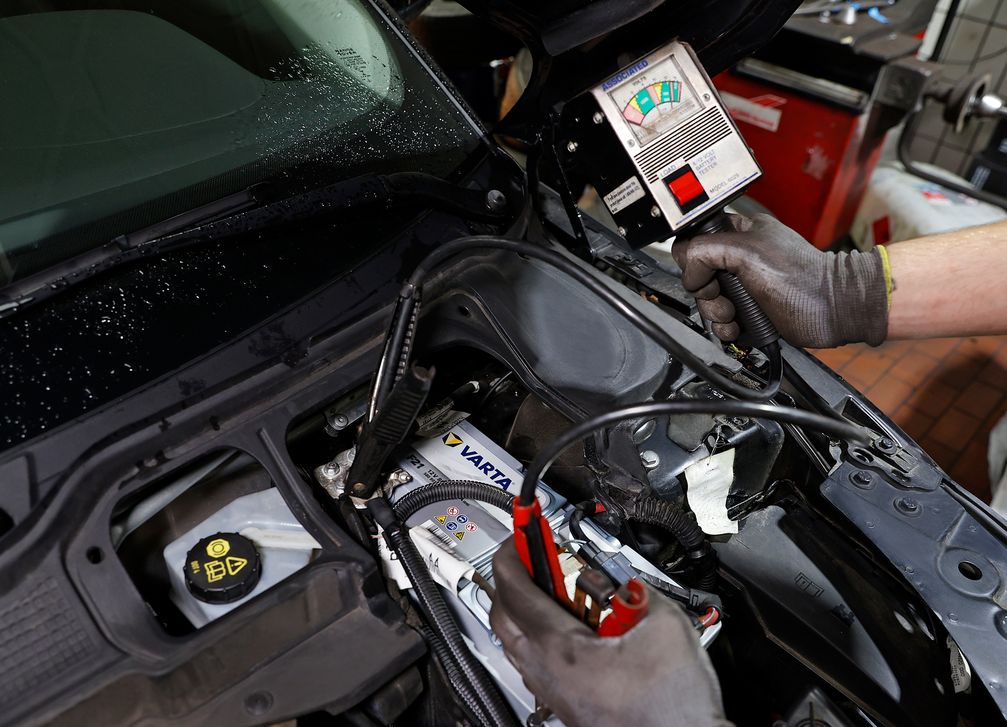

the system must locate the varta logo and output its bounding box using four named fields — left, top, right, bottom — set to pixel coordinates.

left=442, top=433, right=513, bottom=490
